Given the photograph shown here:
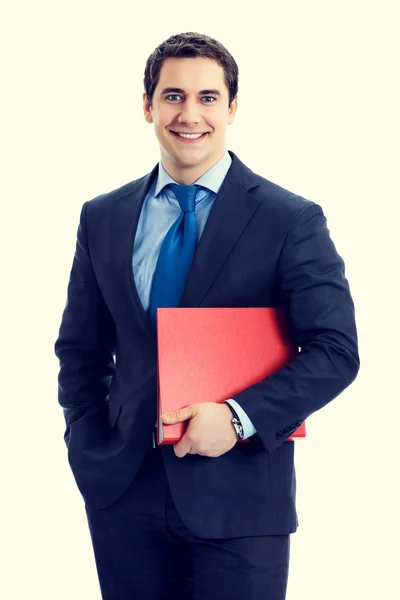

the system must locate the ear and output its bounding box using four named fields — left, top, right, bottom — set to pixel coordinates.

left=228, top=95, right=238, bottom=125
left=143, top=92, right=153, bottom=124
